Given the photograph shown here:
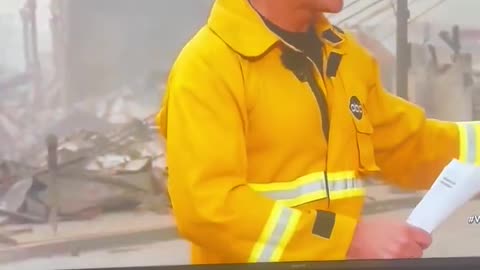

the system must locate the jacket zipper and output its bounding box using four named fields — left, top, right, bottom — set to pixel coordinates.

left=277, top=40, right=332, bottom=206
left=275, top=41, right=332, bottom=205
left=304, top=57, right=331, bottom=207
left=249, top=5, right=332, bottom=205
